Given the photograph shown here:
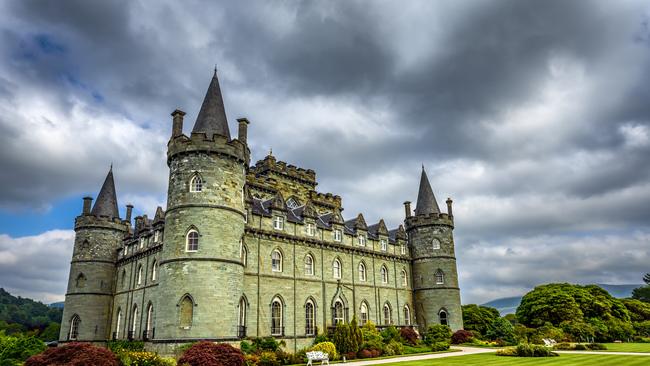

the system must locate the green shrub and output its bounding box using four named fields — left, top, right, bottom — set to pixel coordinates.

left=116, top=351, right=174, bottom=366
left=574, top=343, right=587, bottom=350
left=252, top=337, right=281, bottom=352
left=553, top=342, right=573, bottom=350
left=349, top=316, right=363, bottom=353
left=383, top=340, right=404, bottom=356
left=423, top=325, right=452, bottom=346
left=312, top=333, right=329, bottom=345
left=430, top=342, right=450, bottom=352
left=486, top=317, right=517, bottom=345
left=258, top=351, right=279, bottom=366
left=108, top=340, right=145, bottom=353
left=586, top=343, right=607, bottom=350
left=359, top=322, right=383, bottom=355
left=0, top=331, right=46, bottom=366
left=332, top=322, right=353, bottom=354
left=499, top=344, right=558, bottom=357
left=310, top=341, right=338, bottom=361
left=380, top=326, right=400, bottom=343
